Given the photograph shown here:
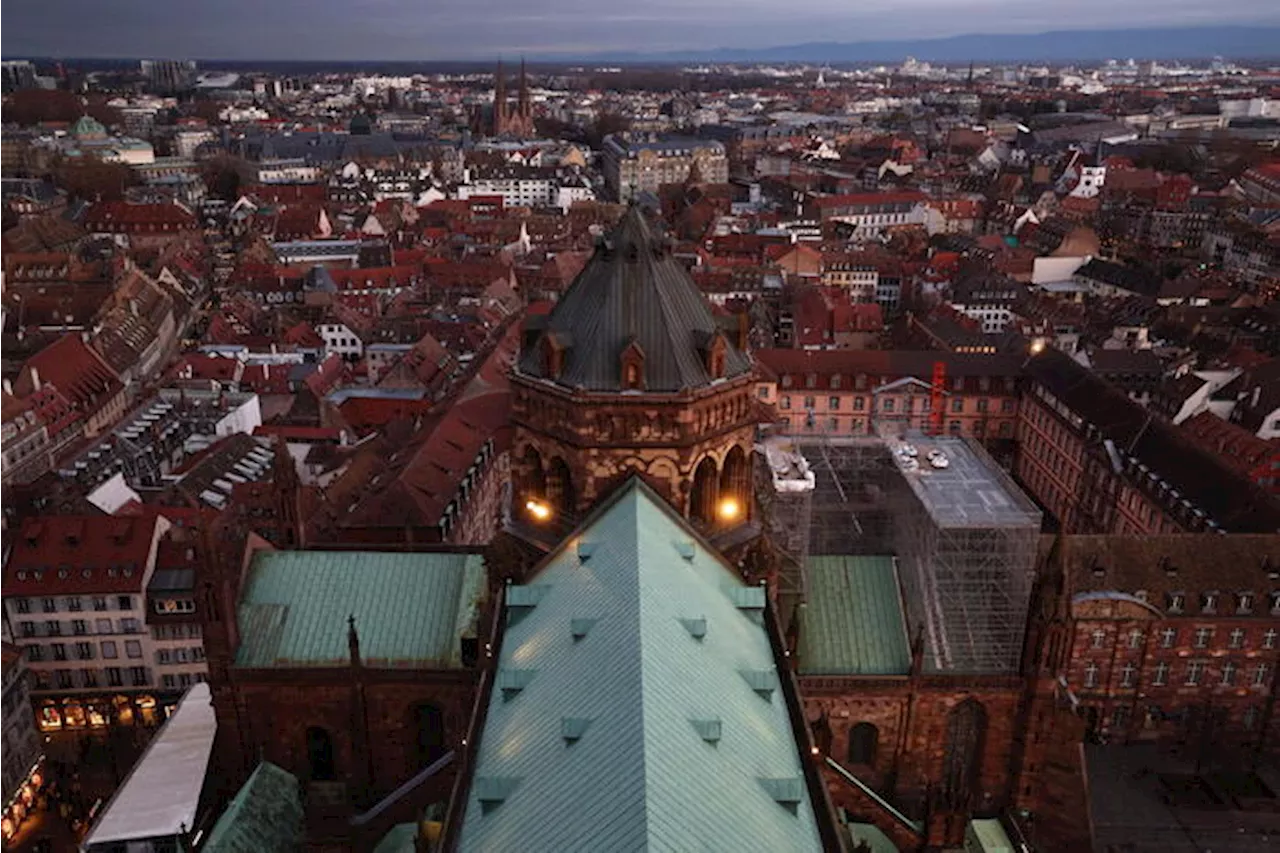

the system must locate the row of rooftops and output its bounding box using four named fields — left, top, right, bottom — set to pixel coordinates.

left=1062, top=535, right=1280, bottom=605
left=1025, top=348, right=1280, bottom=534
